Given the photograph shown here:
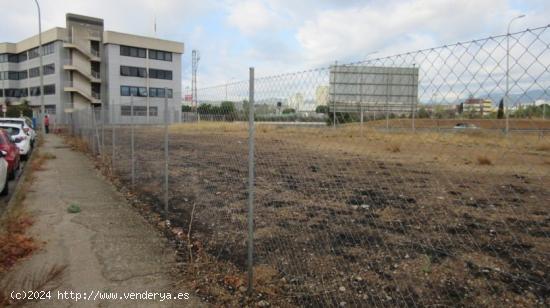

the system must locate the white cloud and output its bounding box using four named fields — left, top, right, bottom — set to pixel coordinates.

left=226, top=0, right=284, bottom=36
left=1, top=0, right=214, bottom=43
left=295, top=0, right=526, bottom=66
